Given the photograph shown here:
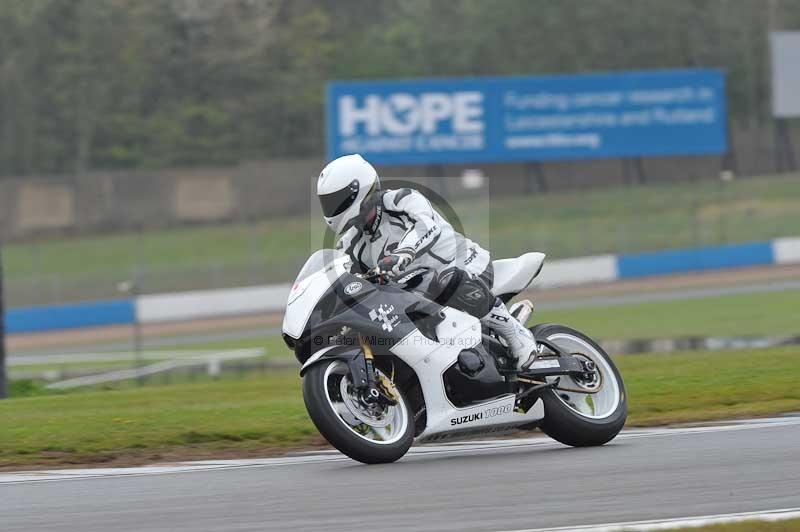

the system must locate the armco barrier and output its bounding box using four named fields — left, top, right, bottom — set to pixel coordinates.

left=5, top=237, right=800, bottom=334
left=136, top=284, right=291, bottom=323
